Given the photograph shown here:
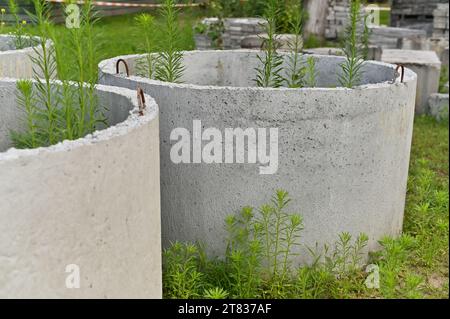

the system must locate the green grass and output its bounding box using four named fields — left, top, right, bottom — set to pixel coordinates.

left=379, top=10, right=390, bottom=26
left=1, top=9, right=200, bottom=80
left=303, top=34, right=336, bottom=49
left=365, top=116, right=449, bottom=299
